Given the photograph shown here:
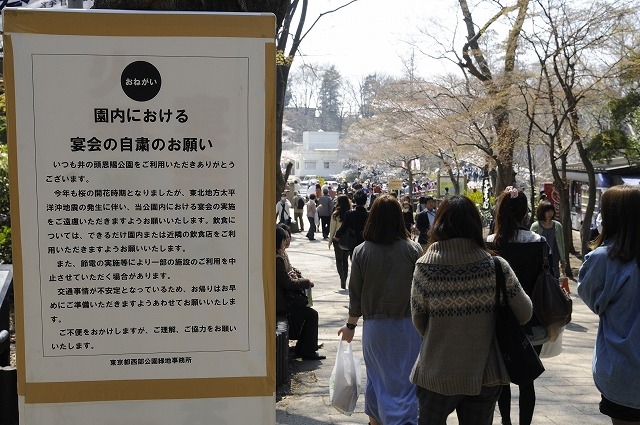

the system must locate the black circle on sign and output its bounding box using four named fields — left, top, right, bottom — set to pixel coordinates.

left=121, top=61, right=162, bottom=102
